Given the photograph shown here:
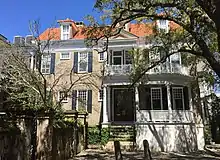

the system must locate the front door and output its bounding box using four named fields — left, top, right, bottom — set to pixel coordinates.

left=113, top=88, right=134, bottom=121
